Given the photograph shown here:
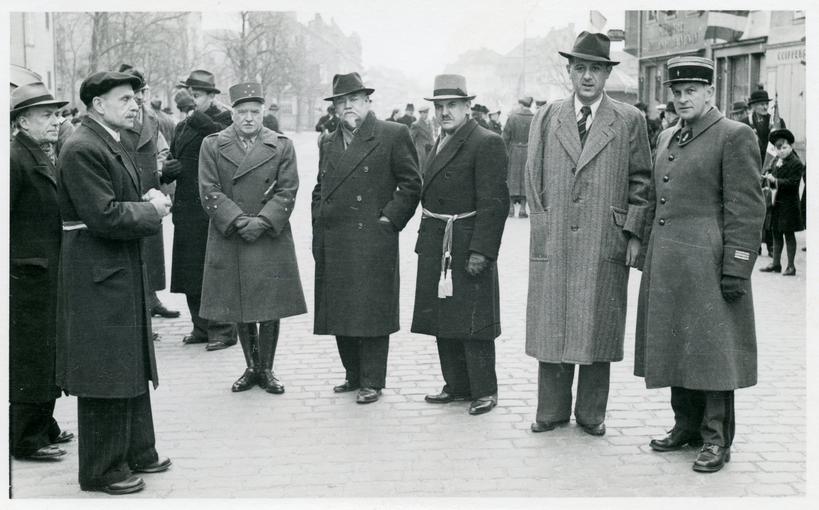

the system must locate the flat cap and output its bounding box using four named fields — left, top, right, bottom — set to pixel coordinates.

left=80, top=71, right=142, bottom=106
